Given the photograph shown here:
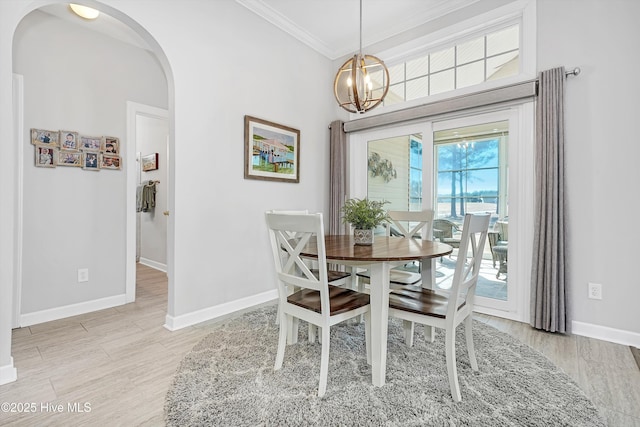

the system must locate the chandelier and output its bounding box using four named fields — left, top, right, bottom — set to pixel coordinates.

left=333, top=0, right=389, bottom=114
